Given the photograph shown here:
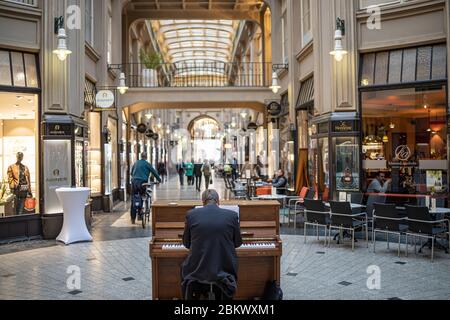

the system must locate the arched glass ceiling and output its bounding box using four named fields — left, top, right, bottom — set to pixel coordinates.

left=151, top=19, right=240, bottom=68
